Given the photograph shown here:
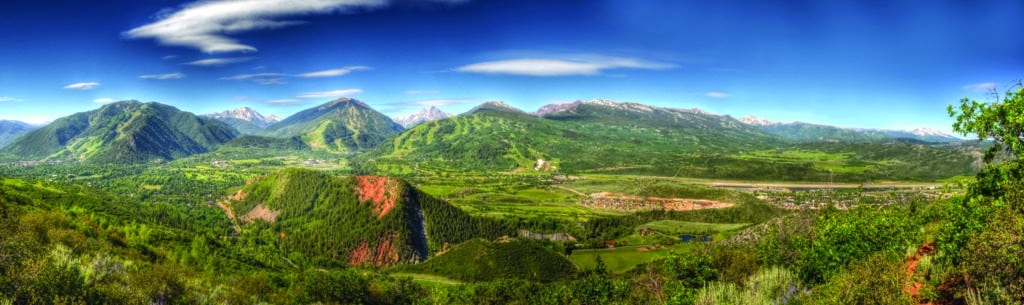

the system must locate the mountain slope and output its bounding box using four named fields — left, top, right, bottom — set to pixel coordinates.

left=262, top=98, right=404, bottom=152
left=225, top=169, right=513, bottom=267
left=393, top=106, right=450, bottom=128
left=360, top=99, right=782, bottom=175
left=0, top=120, right=38, bottom=149
left=0, top=100, right=238, bottom=163
left=741, top=115, right=961, bottom=143
left=203, top=107, right=281, bottom=135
